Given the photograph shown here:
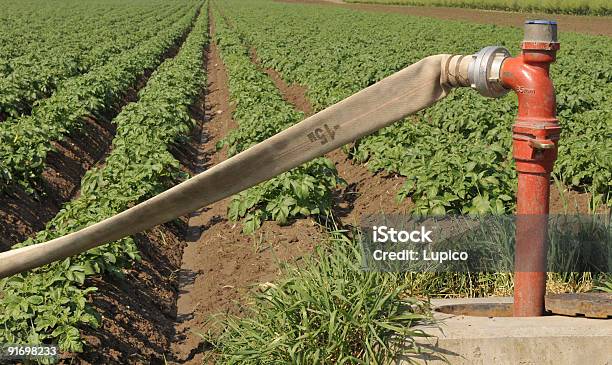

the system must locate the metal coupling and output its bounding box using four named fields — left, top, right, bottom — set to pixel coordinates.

left=468, top=46, right=511, bottom=98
